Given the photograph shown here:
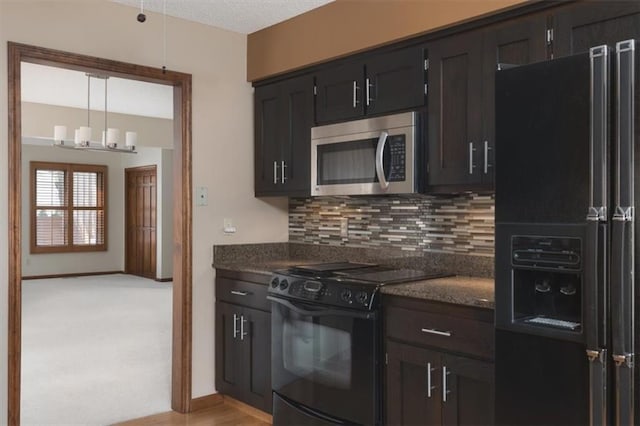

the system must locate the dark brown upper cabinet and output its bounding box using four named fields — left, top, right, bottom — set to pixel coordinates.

left=315, top=45, right=426, bottom=124
left=254, top=74, right=314, bottom=197
left=427, top=14, right=547, bottom=193
left=554, top=1, right=640, bottom=58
